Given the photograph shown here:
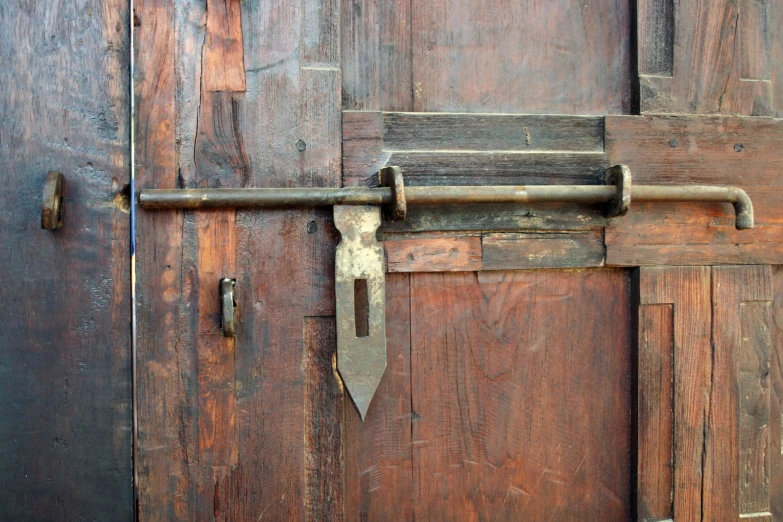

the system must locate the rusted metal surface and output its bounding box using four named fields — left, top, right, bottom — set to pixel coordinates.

left=139, top=166, right=754, bottom=229
left=379, top=166, right=406, bottom=221
left=605, top=164, right=631, bottom=217
left=220, top=278, right=236, bottom=338
left=41, top=170, right=64, bottom=230
left=333, top=205, right=387, bottom=420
